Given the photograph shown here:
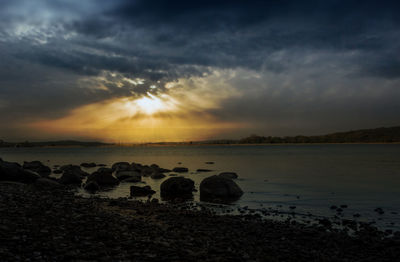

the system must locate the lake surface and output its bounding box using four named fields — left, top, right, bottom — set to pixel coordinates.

left=1, top=144, right=399, bottom=231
